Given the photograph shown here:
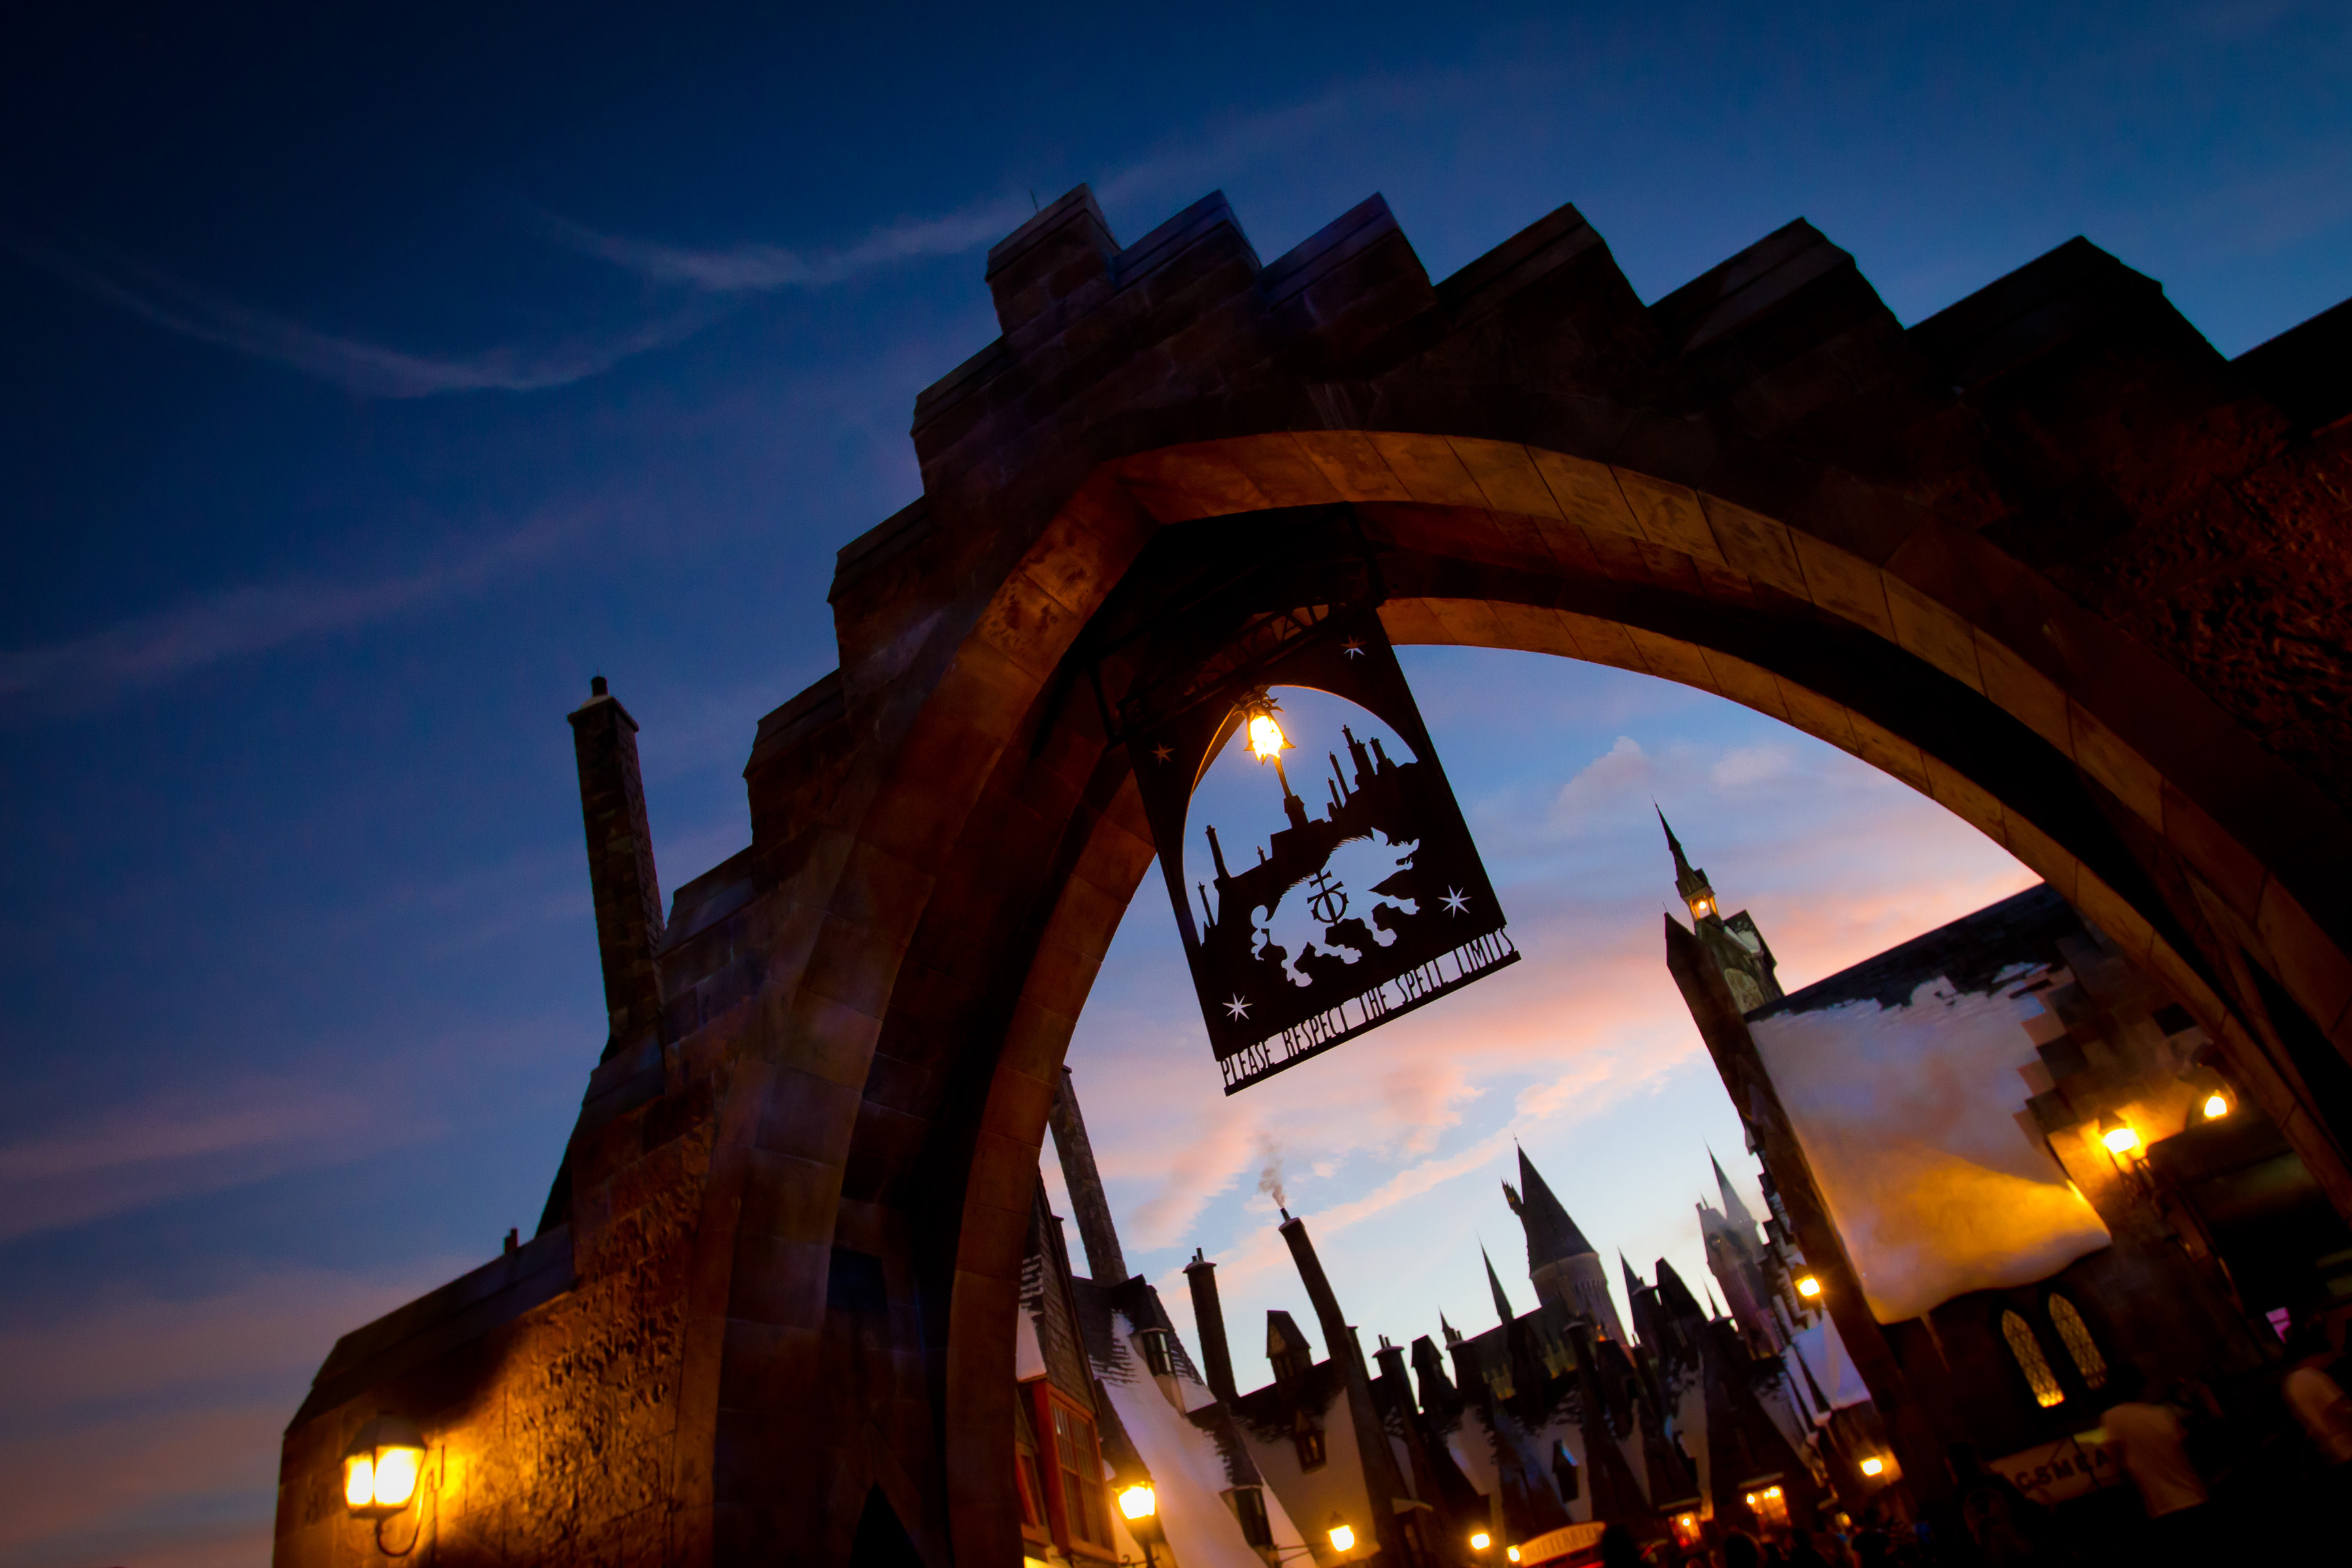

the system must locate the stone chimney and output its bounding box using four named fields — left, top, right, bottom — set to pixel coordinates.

left=1281, top=1213, right=1413, bottom=1561
left=1047, top=1068, right=1128, bottom=1282
left=1183, top=1249, right=1239, bottom=1405
left=568, top=677, right=664, bottom=1060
